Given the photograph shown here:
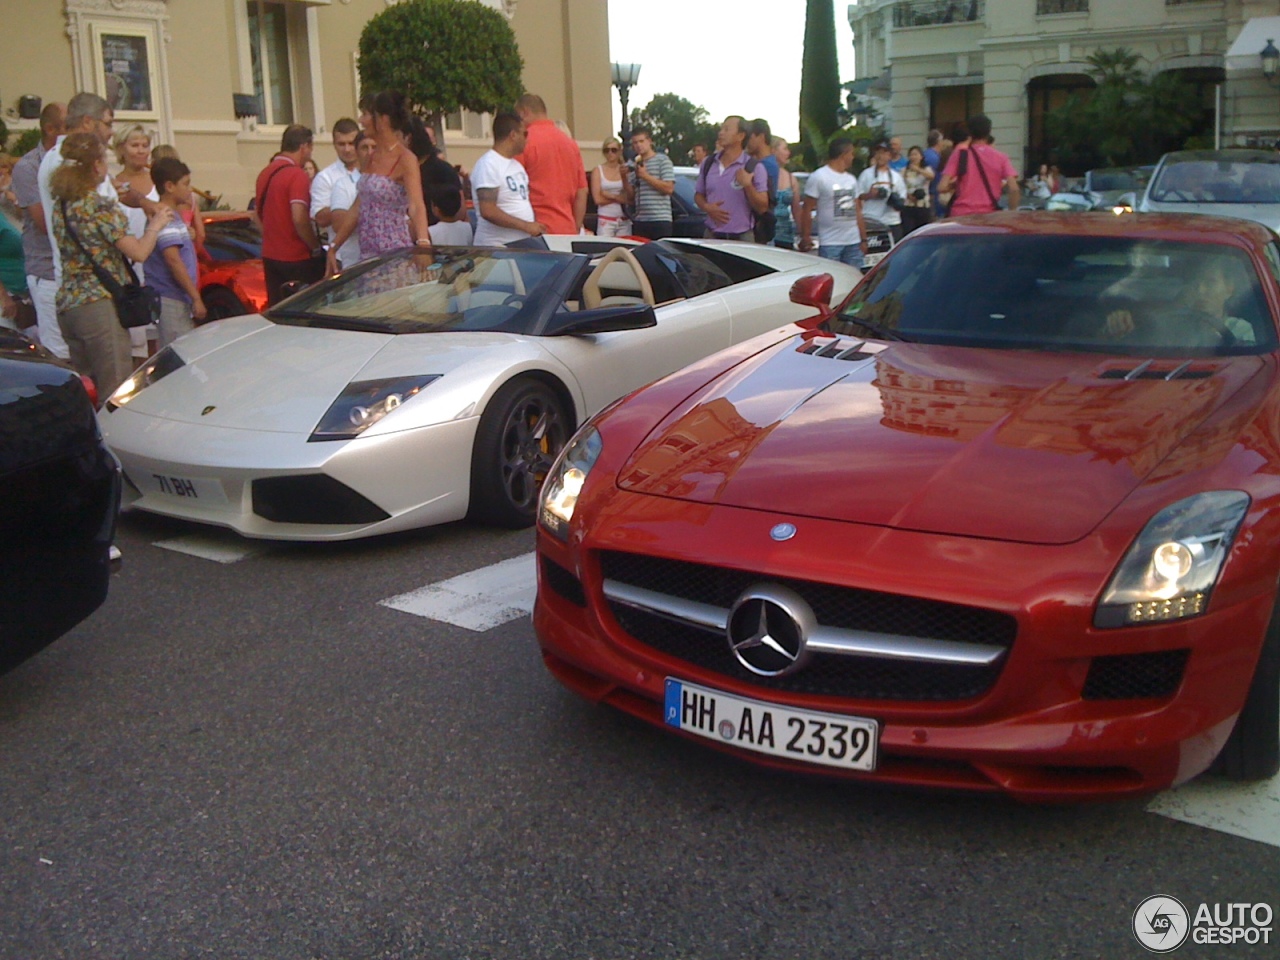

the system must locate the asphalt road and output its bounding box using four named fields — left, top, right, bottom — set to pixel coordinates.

left=1, top=511, right=1277, bottom=959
